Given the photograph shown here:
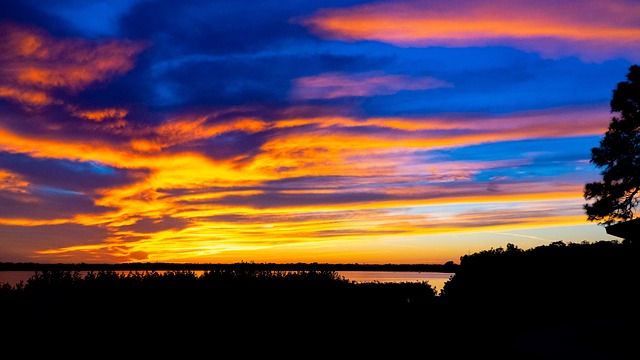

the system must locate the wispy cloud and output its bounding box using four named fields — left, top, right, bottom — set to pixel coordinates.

left=0, top=21, right=148, bottom=107
left=0, top=4, right=623, bottom=263
left=299, top=0, right=640, bottom=61
left=291, top=71, right=452, bottom=100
